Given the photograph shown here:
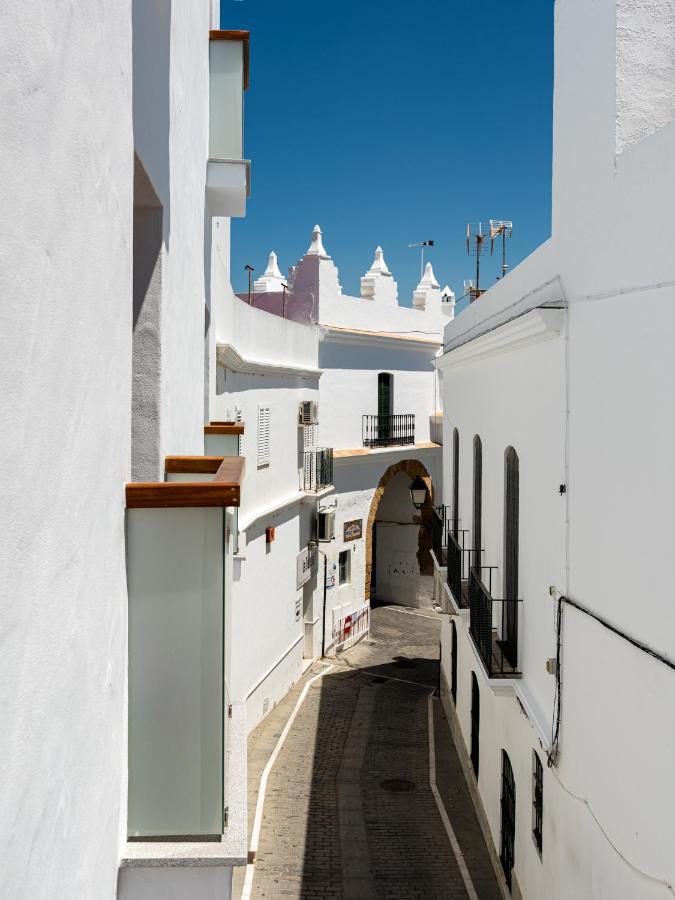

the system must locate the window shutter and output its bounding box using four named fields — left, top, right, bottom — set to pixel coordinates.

left=257, top=405, right=270, bottom=467
left=303, top=424, right=316, bottom=451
